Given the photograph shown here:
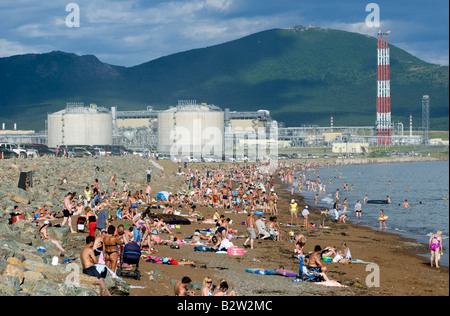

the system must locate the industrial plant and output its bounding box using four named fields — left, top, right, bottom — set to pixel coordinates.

left=0, top=31, right=442, bottom=157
